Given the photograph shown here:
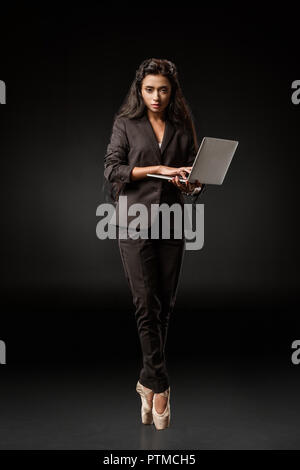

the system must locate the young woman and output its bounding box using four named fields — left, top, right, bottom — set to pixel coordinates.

left=104, top=58, right=206, bottom=430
